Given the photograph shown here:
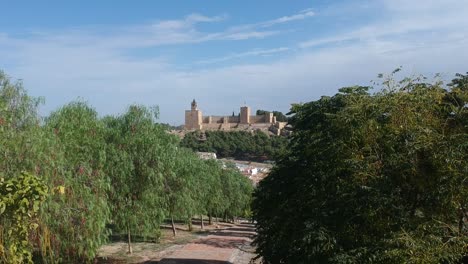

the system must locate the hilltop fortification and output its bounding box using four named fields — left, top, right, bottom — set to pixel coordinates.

left=184, top=100, right=287, bottom=135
